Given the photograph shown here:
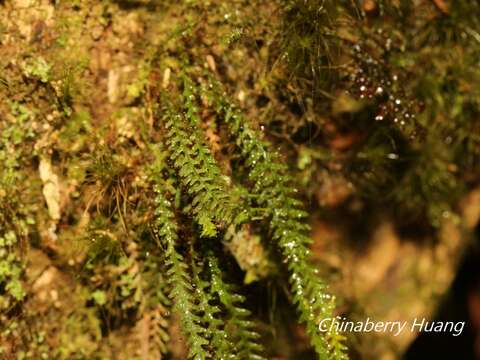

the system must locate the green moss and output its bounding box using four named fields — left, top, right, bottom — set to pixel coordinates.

left=21, top=57, right=51, bottom=83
